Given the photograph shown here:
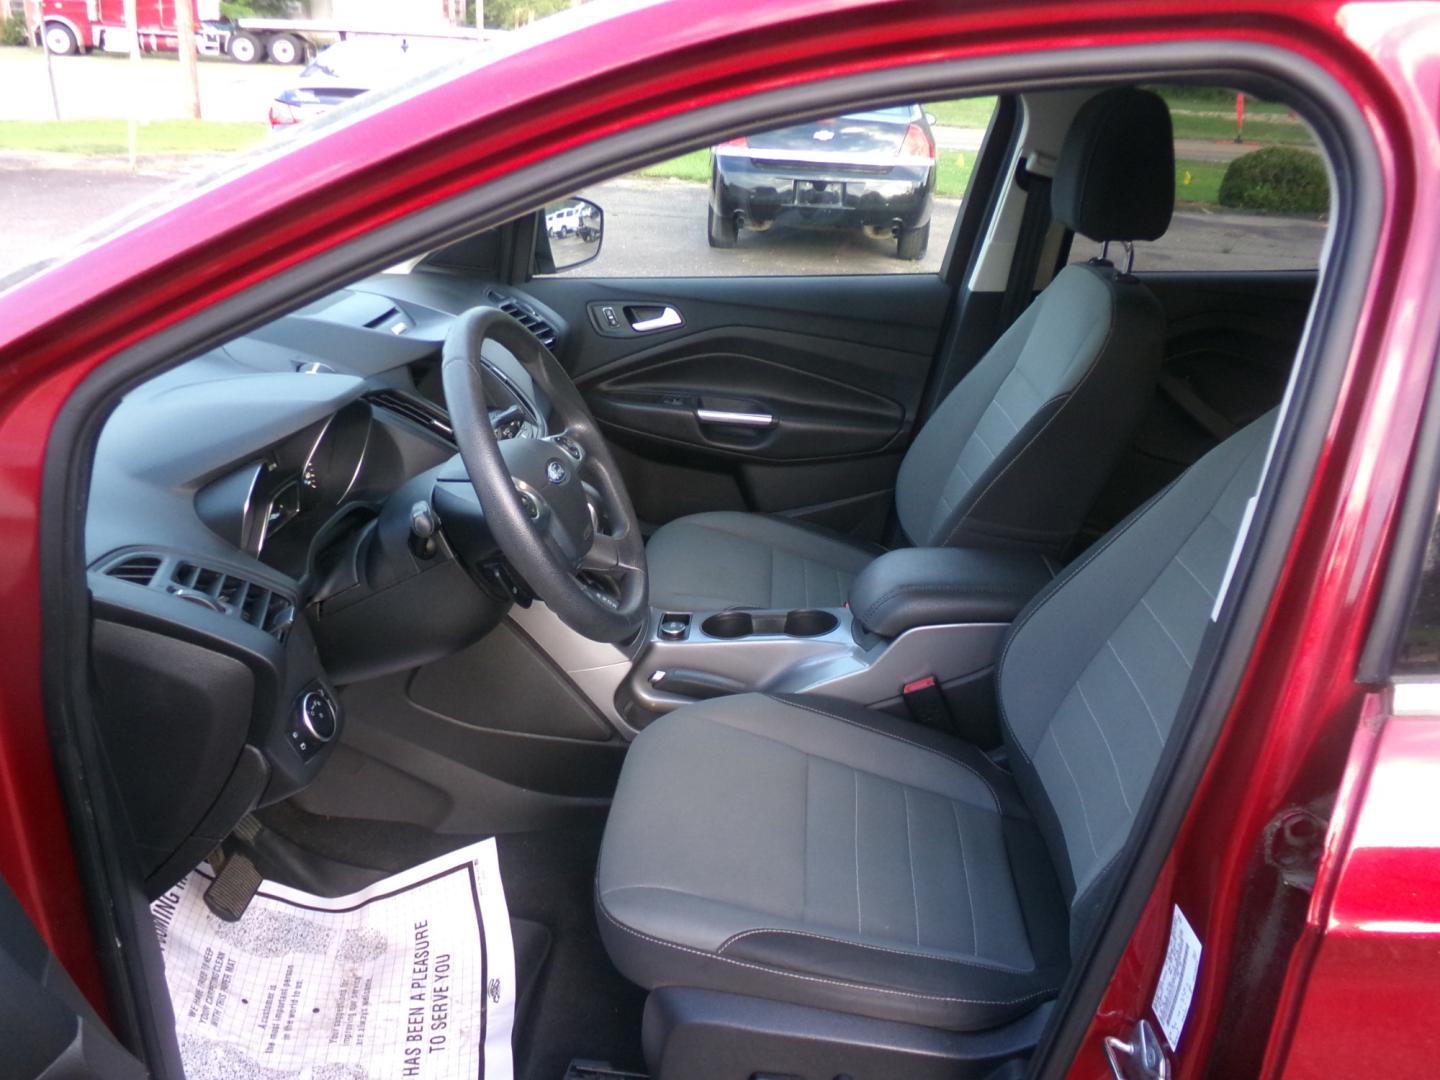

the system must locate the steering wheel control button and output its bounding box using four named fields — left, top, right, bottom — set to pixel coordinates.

left=551, top=434, right=583, bottom=461
left=517, top=488, right=542, bottom=520
left=289, top=687, right=339, bottom=761
left=658, top=613, right=691, bottom=640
